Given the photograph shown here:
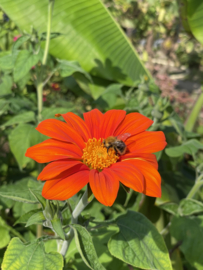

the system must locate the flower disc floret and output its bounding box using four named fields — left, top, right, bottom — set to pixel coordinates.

left=82, top=138, right=119, bottom=170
